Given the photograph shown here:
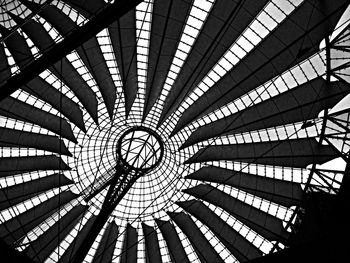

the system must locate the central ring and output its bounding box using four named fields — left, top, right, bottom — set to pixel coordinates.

left=117, top=126, right=164, bottom=171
